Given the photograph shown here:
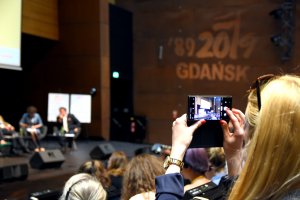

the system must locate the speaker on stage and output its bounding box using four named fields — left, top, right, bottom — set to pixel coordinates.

left=0, top=163, right=28, bottom=182
left=30, top=149, right=65, bottom=169
left=90, top=143, right=116, bottom=160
